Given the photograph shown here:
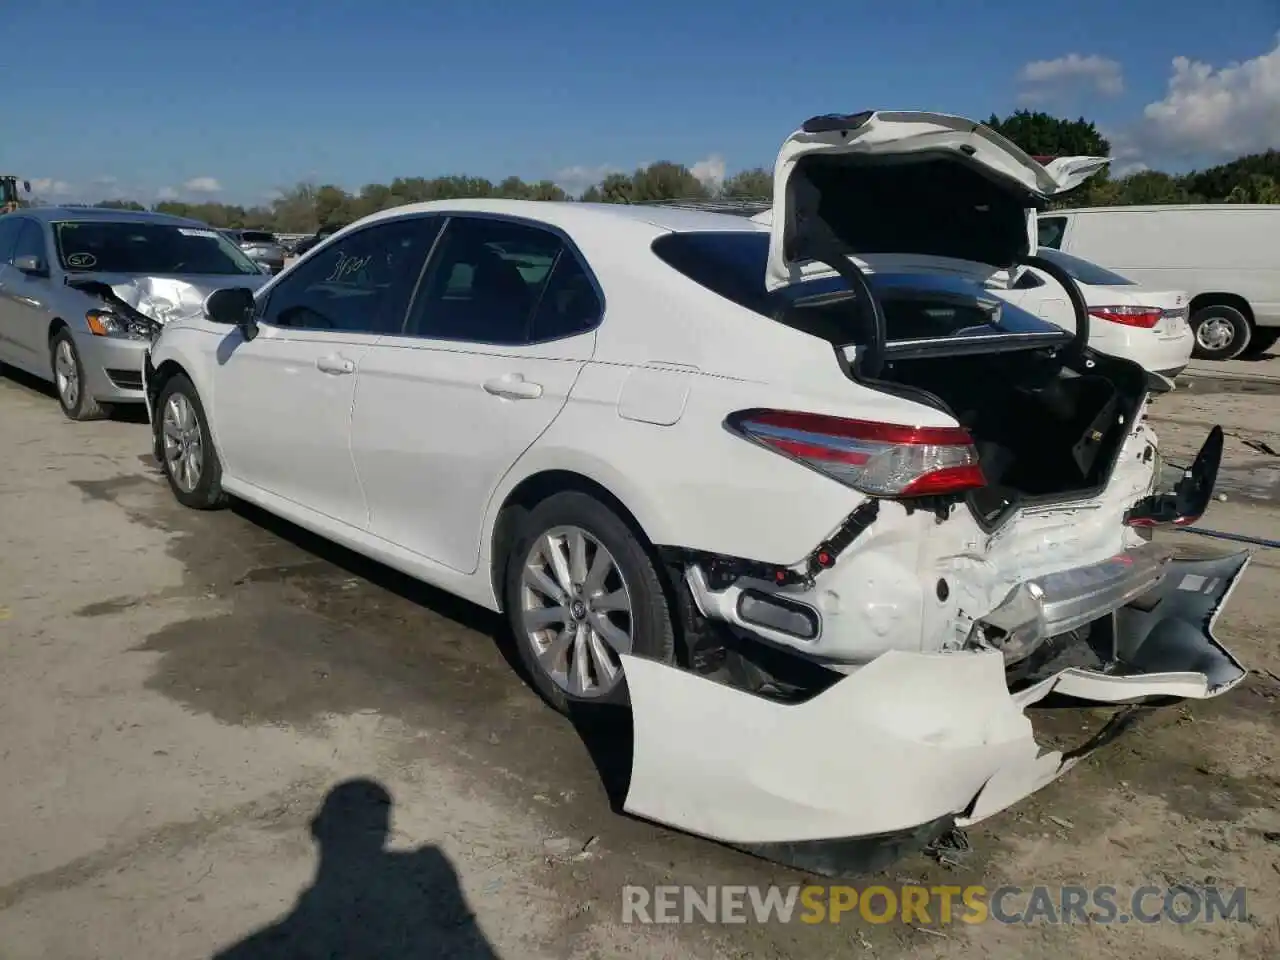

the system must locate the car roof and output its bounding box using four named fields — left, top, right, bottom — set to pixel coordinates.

left=1047, top=204, right=1280, bottom=215
left=355, top=197, right=767, bottom=237
left=18, top=206, right=214, bottom=229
